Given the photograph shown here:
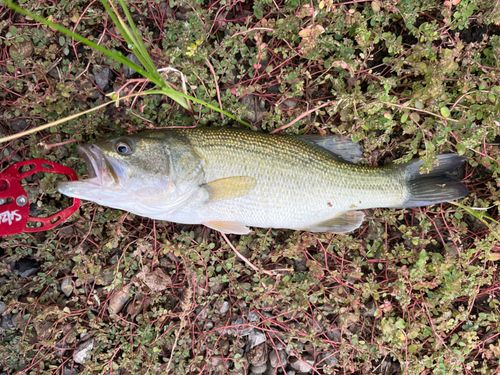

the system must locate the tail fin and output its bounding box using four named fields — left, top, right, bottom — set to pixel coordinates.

left=401, top=154, right=469, bottom=208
